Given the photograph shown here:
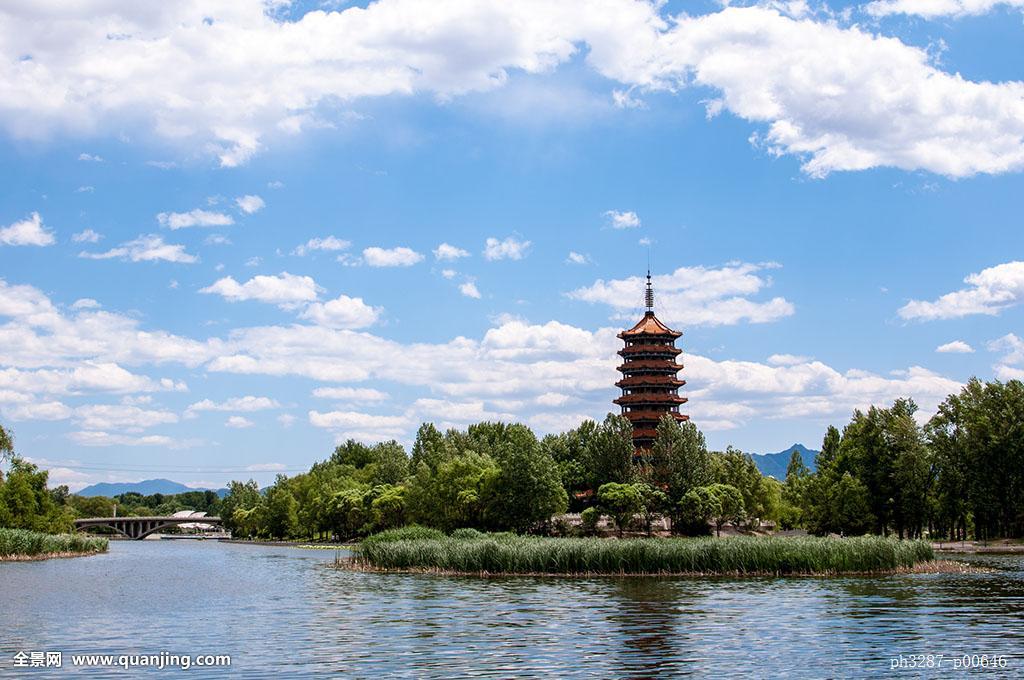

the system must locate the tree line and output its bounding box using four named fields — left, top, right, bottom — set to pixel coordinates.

left=783, top=378, right=1023, bottom=540
left=2, top=377, right=1020, bottom=542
